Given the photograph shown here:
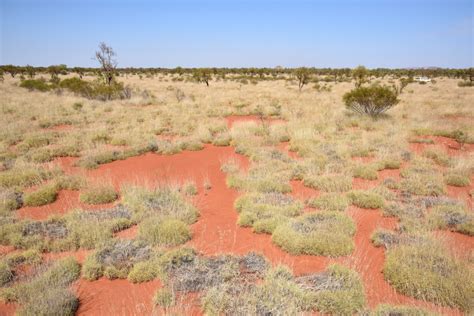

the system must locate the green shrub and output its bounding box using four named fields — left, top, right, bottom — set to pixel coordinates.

left=343, top=85, right=399, bottom=117
left=272, top=212, right=355, bottom=256
left=79, top=184, right=118, bottom=204
left=444, top=173, right=470, bottom=187
left=347, top=190, right=384, bottom=209
left=384, top=243, right=473, bottom=311
left=138, top=218, right=191, bottom=246
left=23, top=183, right=59, bottom=207
left=19, top=79, right=52, bottom=92
left=308, top=193, right=349, bottom=212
